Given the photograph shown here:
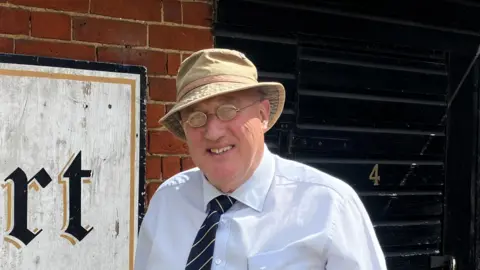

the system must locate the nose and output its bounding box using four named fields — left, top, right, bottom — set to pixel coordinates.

left=203, top=116, right=226, bottom=141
